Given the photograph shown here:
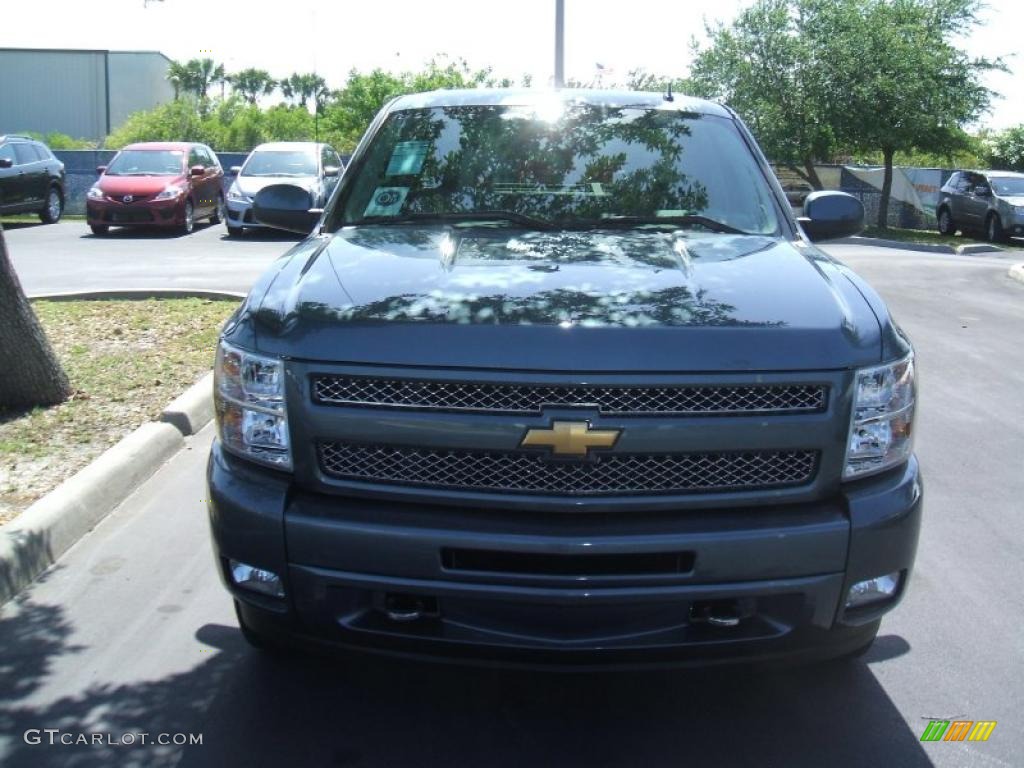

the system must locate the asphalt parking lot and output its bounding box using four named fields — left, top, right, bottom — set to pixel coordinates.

left=2, top=220, right=297, bottom=297
left=0, top=222, right=1022, bottom=767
